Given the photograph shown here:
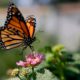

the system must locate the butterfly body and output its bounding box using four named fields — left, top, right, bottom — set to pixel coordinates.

left=0, top=2, right=36, bottom=51
left=23, top=36, right=36, bottom=47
